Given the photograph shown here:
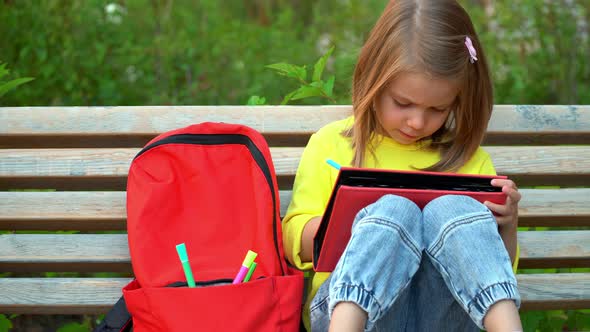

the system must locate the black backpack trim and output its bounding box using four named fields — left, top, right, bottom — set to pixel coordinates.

left=94, top=295, right=132, bottom=332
